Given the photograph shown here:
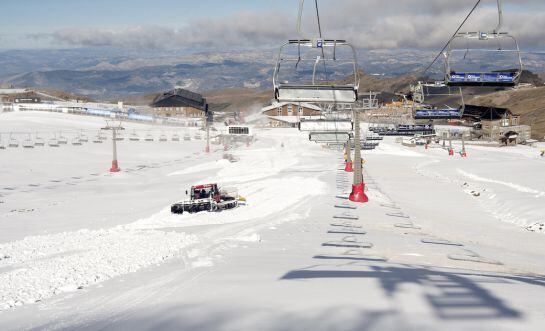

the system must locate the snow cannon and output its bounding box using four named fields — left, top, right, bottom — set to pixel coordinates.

left=349, top=183, right=369, bottom=203
left=461, top=150, right=468, bottom=158
left=448, top=149, right=454, bottom=156
left=110, top=160, right=121, bottom=173
left=425, top=144, right=429, bottom=150
left=344, top=161, right=354, bottom=172
left=205, top=145, right=210, bottom=153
